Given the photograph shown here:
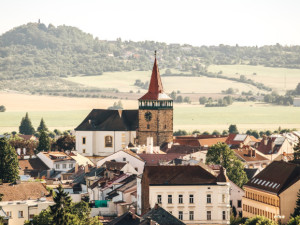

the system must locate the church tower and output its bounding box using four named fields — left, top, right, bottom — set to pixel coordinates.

left=137, top=52, right=173, bottom=147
